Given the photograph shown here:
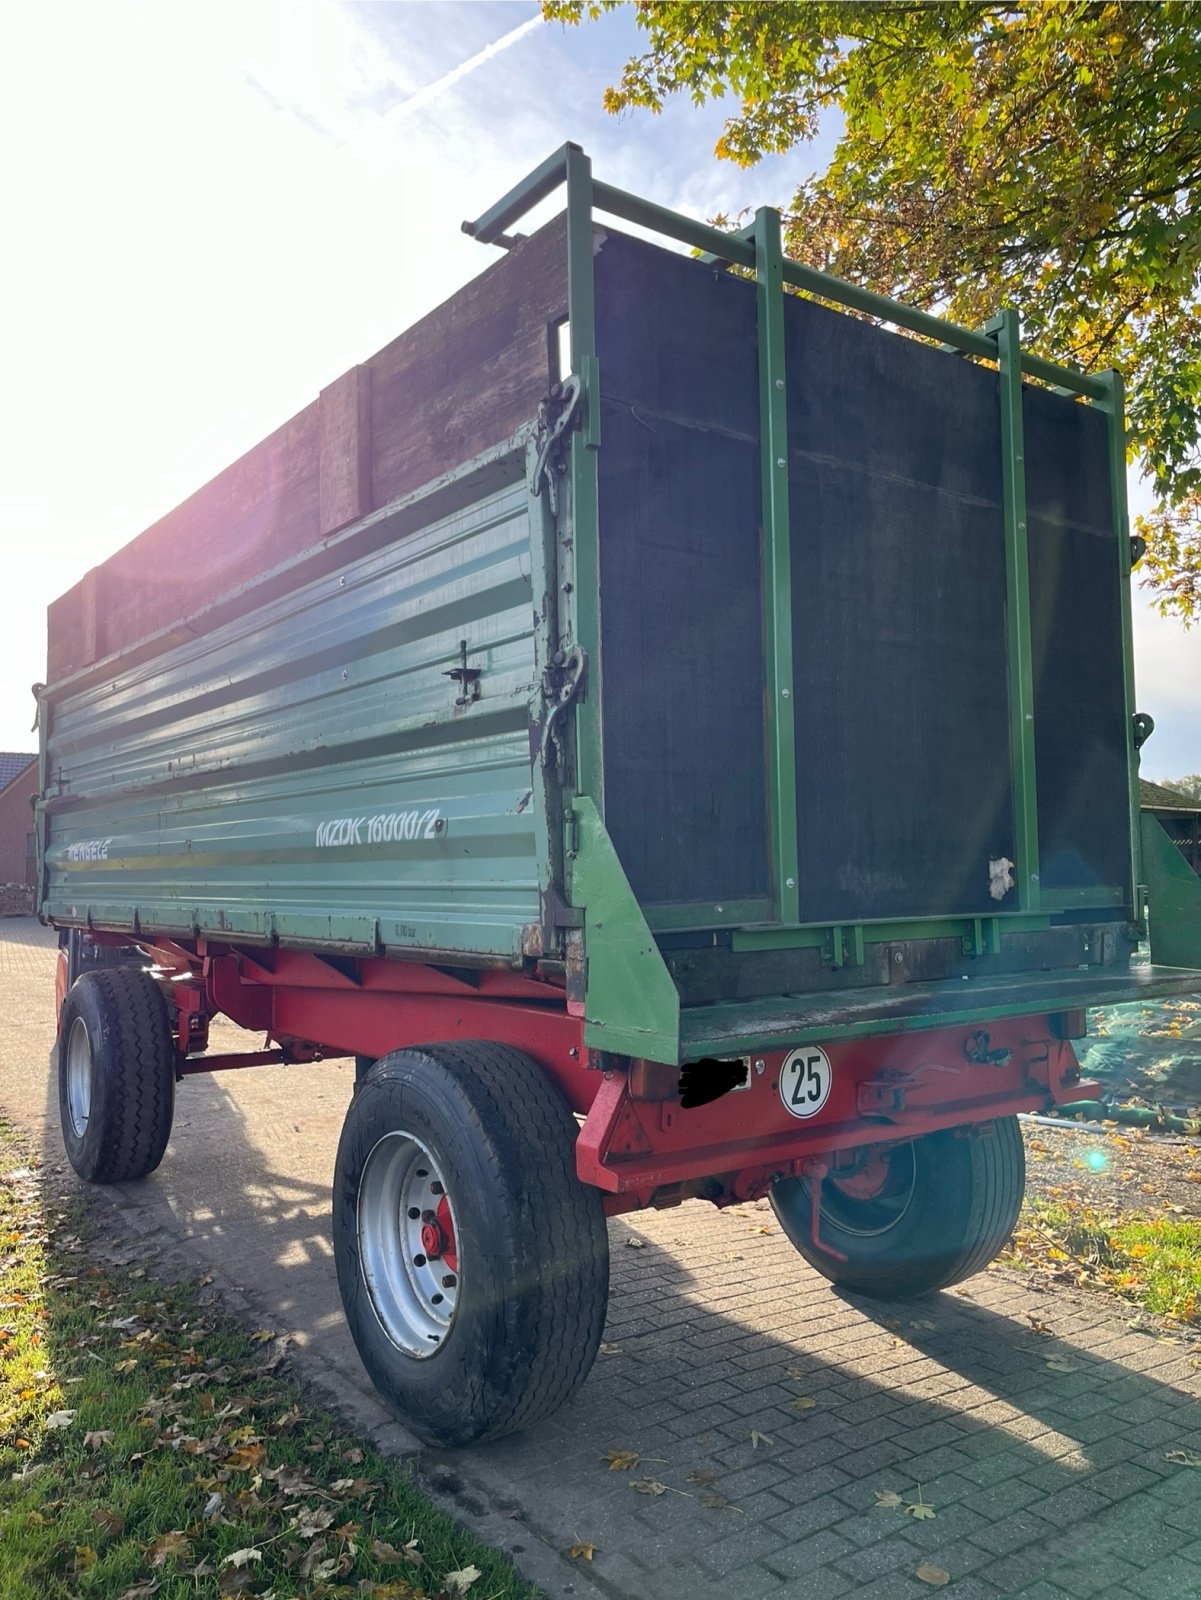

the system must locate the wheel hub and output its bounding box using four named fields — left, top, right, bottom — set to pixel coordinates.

left=357, top=1133, right=461, bottom=1359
